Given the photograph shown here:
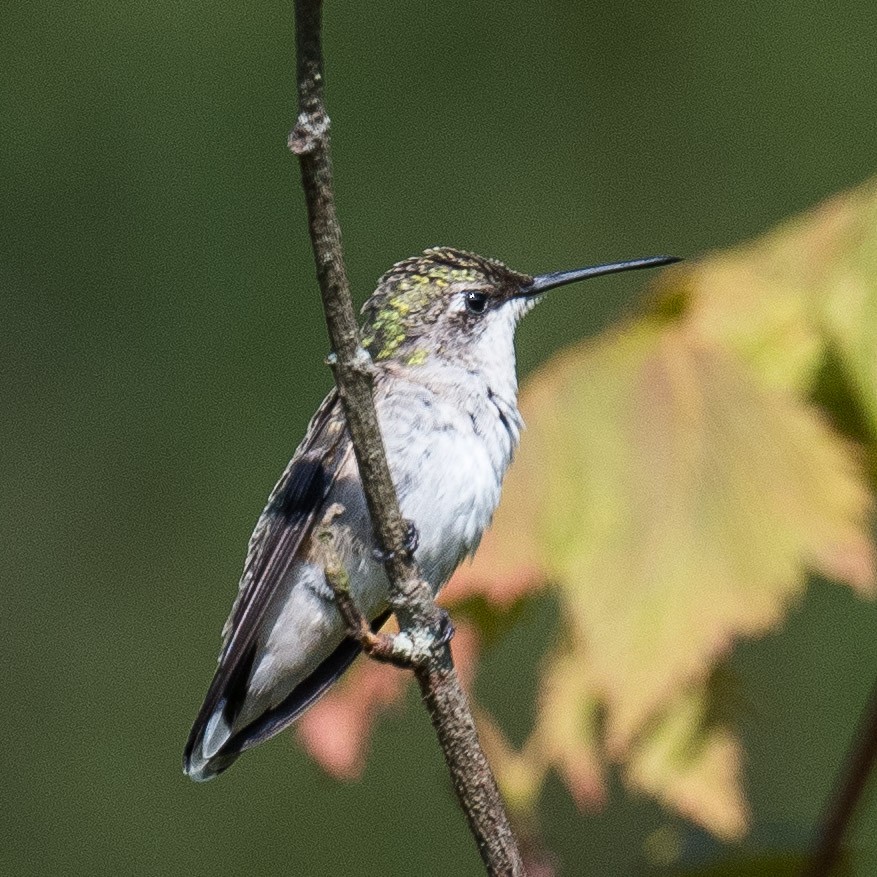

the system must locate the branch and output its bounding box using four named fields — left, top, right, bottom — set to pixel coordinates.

left=317, top=522, right=424, bottom=669
left=803, top=677, right=877, bottom=877
left=289, top=2, right=526, bottom=873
